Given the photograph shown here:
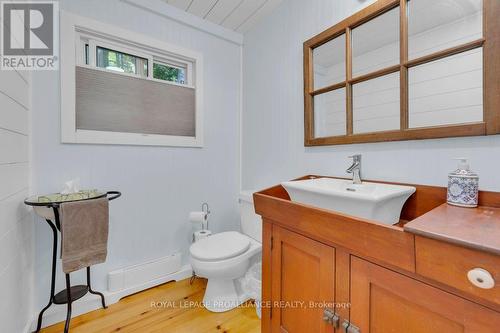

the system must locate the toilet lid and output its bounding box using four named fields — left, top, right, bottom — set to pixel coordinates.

left=190, top=231, right=251, bottom=261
